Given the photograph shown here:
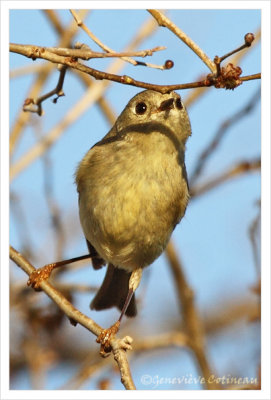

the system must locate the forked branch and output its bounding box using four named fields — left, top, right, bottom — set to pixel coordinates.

left=9, top=245, right=136, bottom=390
